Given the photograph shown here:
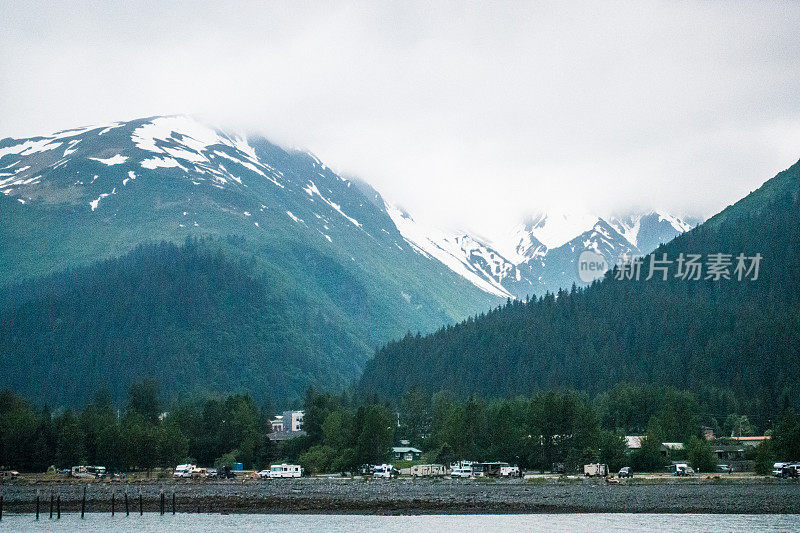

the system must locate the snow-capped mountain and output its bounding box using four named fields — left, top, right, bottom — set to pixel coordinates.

left=395, top=209, right=701, bottom=299
left=382, top=203, right=522, bottom=298
left=1, top=116, right=511, bottom=353
left=0, top=114, right=699, bottom=306
left=0, top=114, right=703, bottom=403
